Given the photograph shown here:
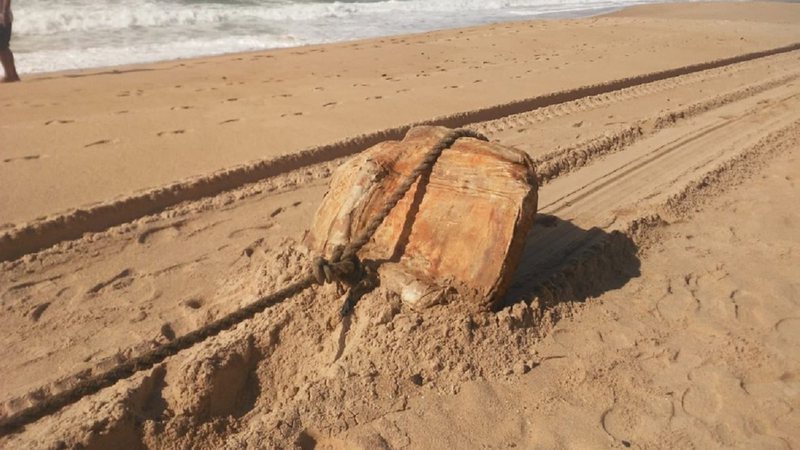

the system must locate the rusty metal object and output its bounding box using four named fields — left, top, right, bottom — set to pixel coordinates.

left=306, top=126, right=538, bottom=310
